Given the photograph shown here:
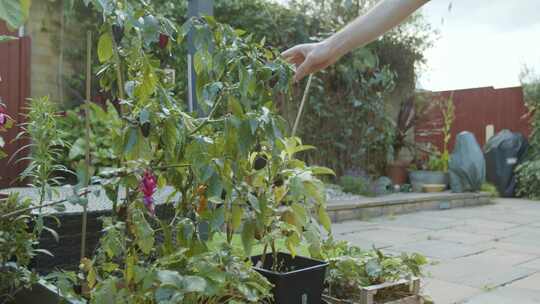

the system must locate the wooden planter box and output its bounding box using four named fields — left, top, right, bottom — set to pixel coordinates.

left=323, top=278, right=422, bottom=304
